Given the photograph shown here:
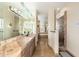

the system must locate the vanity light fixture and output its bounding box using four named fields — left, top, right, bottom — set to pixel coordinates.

left=9, top=6, right=21, bottom=16
left=8, top=23, right=12, bottom=28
